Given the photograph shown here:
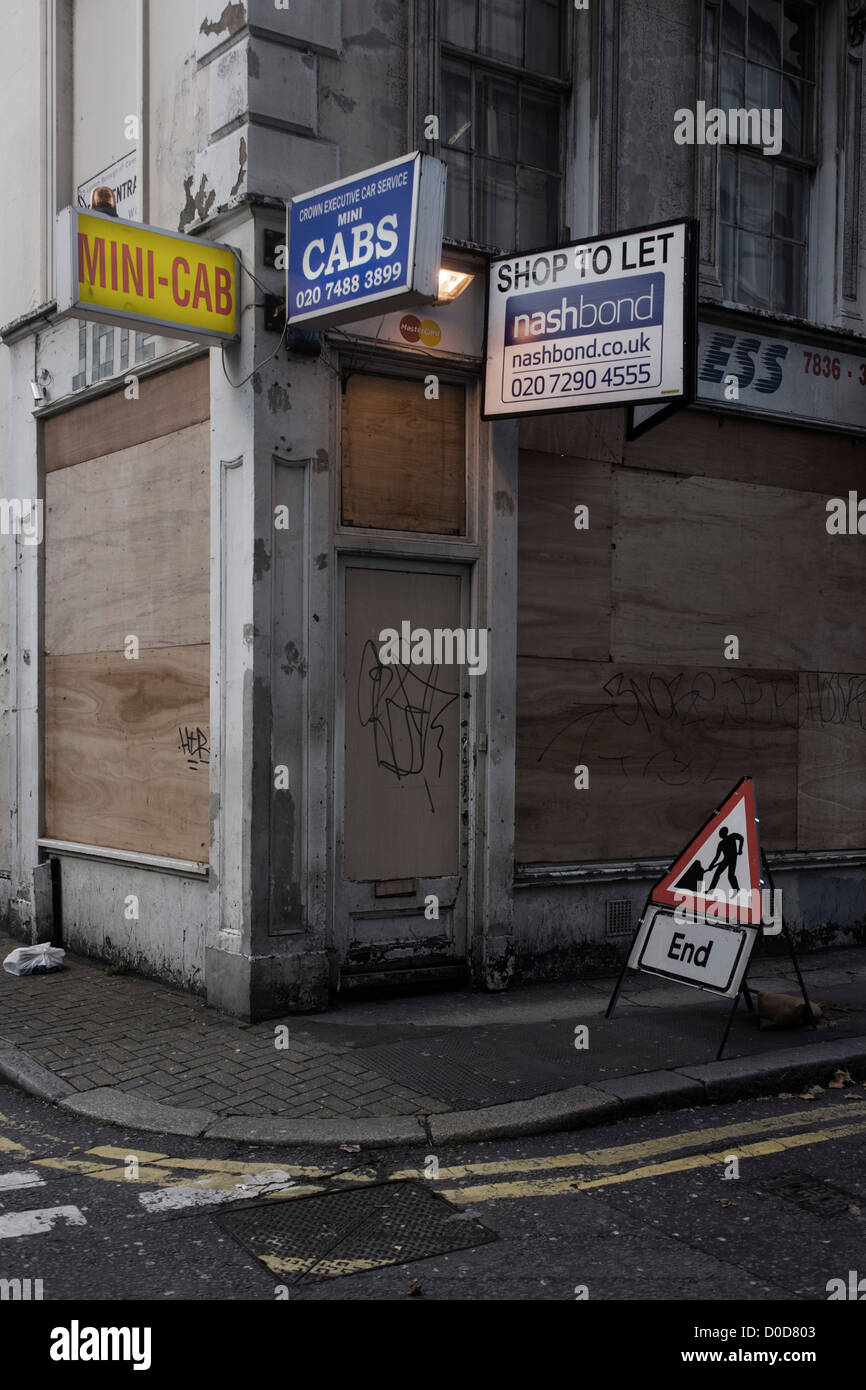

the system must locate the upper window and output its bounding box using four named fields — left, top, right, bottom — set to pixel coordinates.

left=439, top=0, right=570, bottom=251
left=717, top=0, right=817, bottom=317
